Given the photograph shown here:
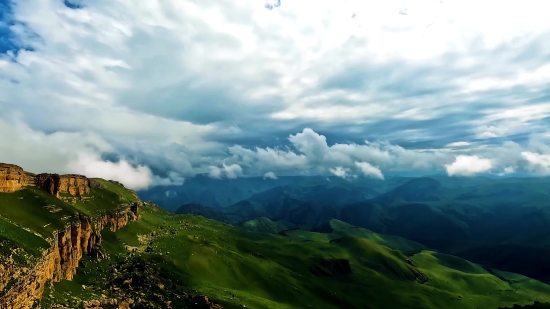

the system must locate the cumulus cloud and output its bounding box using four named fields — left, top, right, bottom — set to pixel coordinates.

left=224, top=163, right=243, bottom=179
left=207, top=163, right=243, bottom=179
left=329, top=167, right=349, bottom=178
left=67, top=153, right=154, bottom=190
left=445, top=155, right=493, bottom=176
left=2, top=0, right=550, bottom=184
left=354, top=162, right=384, bottom=179
left=228, top=128, right=453, bottom=176
left=263, top=171, right=278, bottom=179
left=208, top=166, right=223, bottom=179
left=521, top=152, right=550, bottom=175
